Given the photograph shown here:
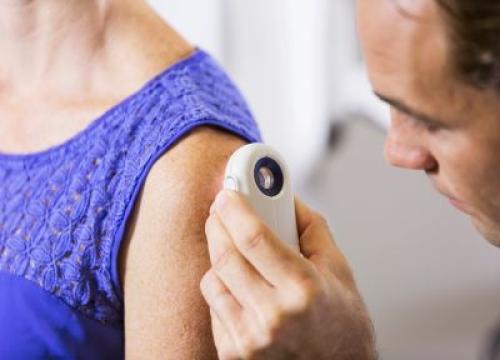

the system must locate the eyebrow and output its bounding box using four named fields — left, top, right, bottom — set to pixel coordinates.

left=374, top=91, right=447, bottom=129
